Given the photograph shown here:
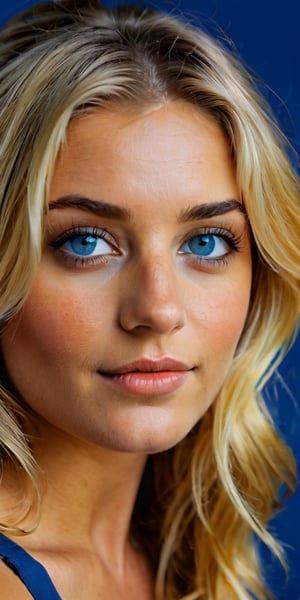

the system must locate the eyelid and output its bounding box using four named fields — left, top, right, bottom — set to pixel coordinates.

left=48, top=224, right=118, bottom=249
left=47, top=224, right=122, bottom=269
left=177, top=226, right=245, bottom=271
left=179, top=226, right=244, bottom=251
